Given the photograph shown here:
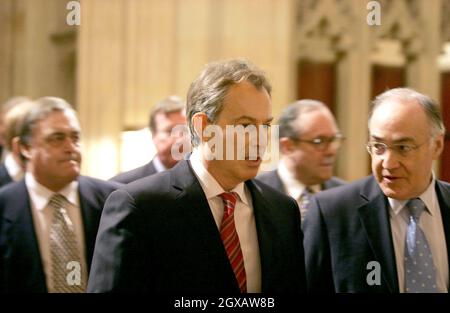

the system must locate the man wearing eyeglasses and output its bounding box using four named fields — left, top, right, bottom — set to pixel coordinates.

left=0, top=97, right=121, bottom=292
left=304, top=88, right=450, bottom=293
left=256, top=100, right=345, bottom=222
